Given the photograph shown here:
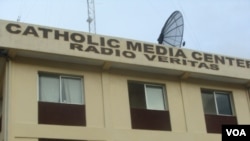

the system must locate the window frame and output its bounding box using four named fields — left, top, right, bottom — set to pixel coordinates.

left=38, top=72, right=85, bottom=105
left=144, top=84, right=167, bottom=111
left=201, top=89, right=235, bottom=116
